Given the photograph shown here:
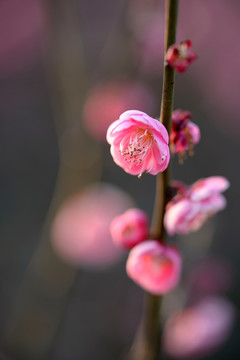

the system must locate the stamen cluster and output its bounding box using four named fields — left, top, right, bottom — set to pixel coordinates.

left=119, top=129, right=154, bottom=169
